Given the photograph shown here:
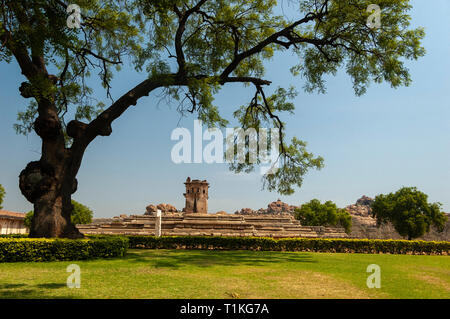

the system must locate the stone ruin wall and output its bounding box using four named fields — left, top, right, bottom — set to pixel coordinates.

left=77, top=196, right=449, bottom=241
left=78, top=198, right=348, bottom=238
left=78, top=212, right=348, bottom=238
